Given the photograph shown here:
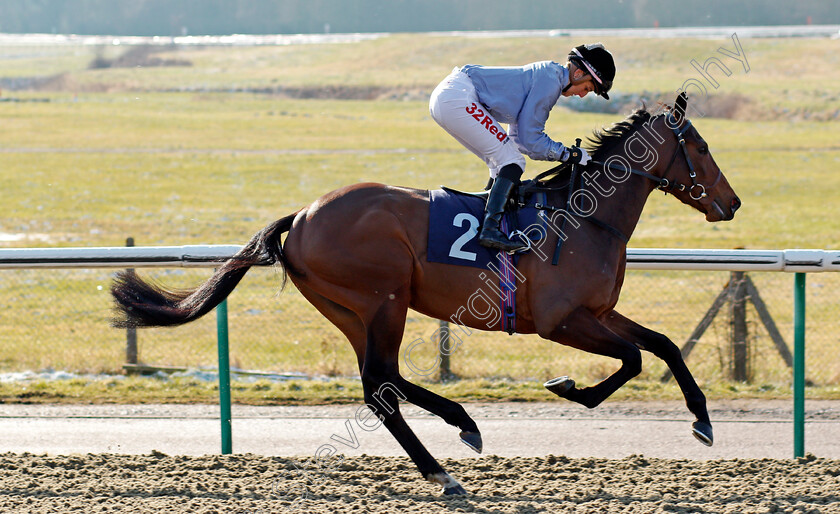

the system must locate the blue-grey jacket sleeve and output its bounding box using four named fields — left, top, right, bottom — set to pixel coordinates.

left=511, top=77, right=567, bottom=161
